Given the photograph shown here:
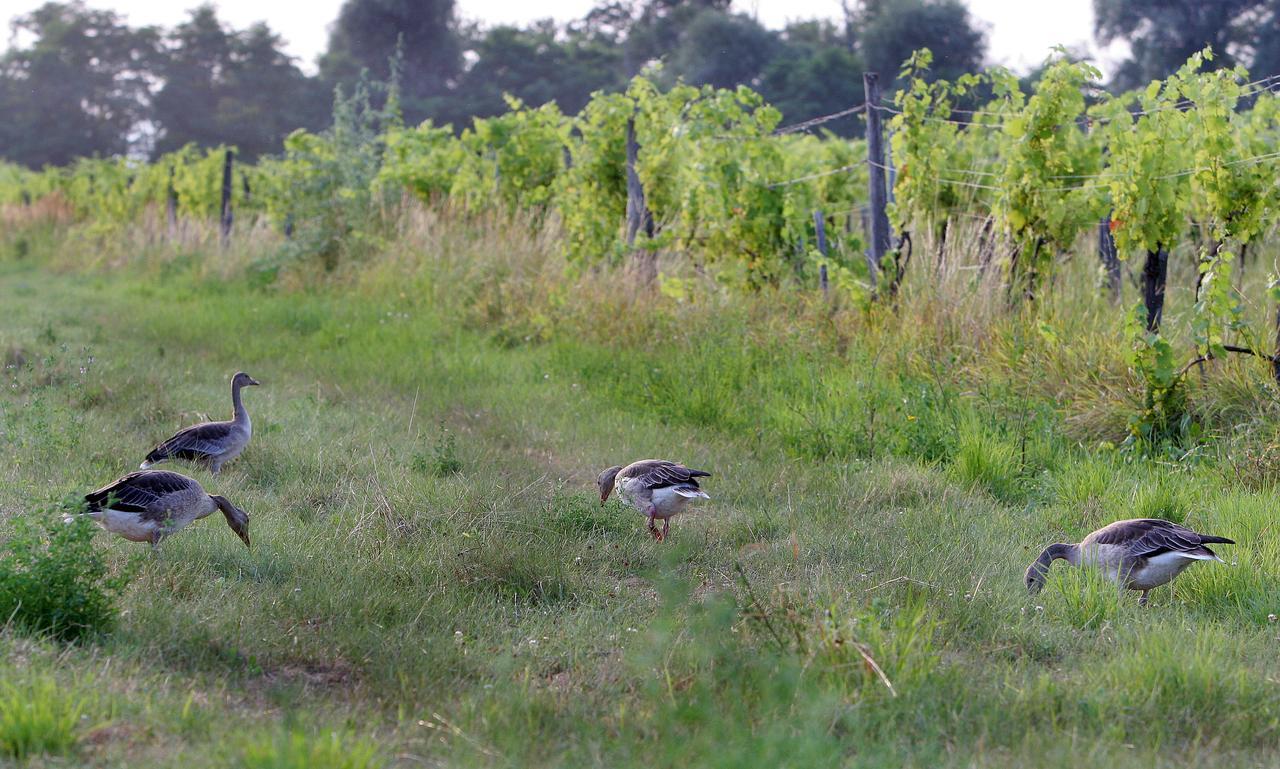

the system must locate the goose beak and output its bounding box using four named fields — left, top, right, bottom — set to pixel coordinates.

left=248, top=377, right=261, bottom=386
